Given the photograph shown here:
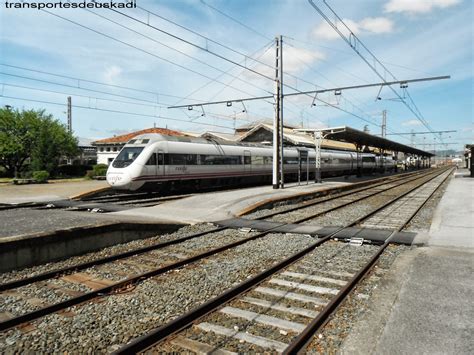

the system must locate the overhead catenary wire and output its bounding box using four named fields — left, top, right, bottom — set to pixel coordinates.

left=199, top=0, right=271, bottom=41
left=194, top=0, right=424, bottom=138
left=193, top=1, right=391, bottom=129
left=83, top=8, right=274, bottom=96
left=1, top=94, right=235, bottom=131
left=0, top=72, right=173, bottom=106
left=113, top=4, right=326, bottom=96
left=103, top=7, right=276, bottom=83
left=0, top=83, right=266, bottom=126
left=113, top=6, right=371, bottom=129
left=0, top=63, right=187, bottom=101
left=307, top=0, right=441, bottom=140
left=41, top=9, right=270, bottom=102
left=0, top=71, right=271, bottom=126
